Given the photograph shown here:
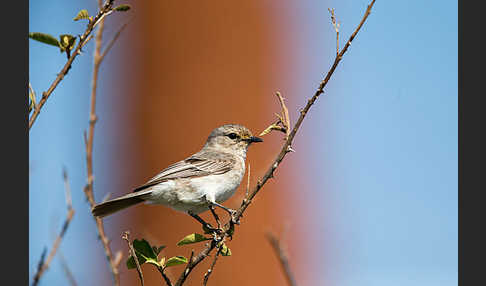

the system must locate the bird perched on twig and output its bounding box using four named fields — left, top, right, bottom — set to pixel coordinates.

left=92, top=124, right=263, bottom=232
